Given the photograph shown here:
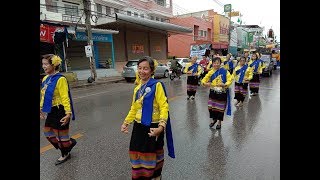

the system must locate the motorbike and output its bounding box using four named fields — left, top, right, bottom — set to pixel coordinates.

left=169, top=67, right=182, bottom=80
